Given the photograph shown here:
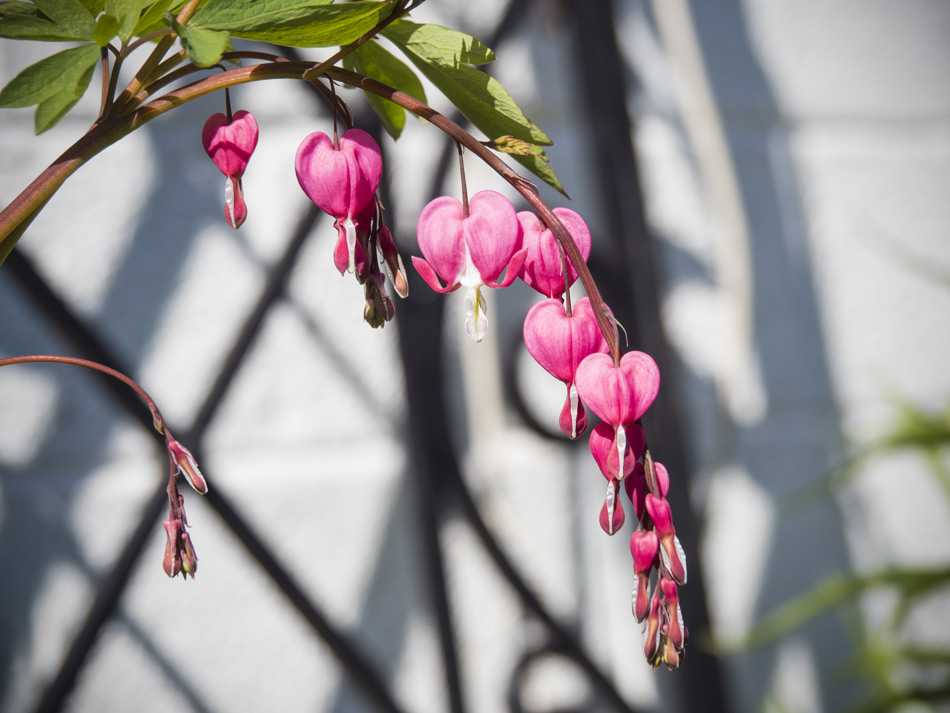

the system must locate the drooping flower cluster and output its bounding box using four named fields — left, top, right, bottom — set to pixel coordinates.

left=411, top=184, right=689, bottom=666
left=202, top=110, right=259, bottom=229
left=162, top=439, right=207, bottom=579
left=295, top=127, right=408, bottom=327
